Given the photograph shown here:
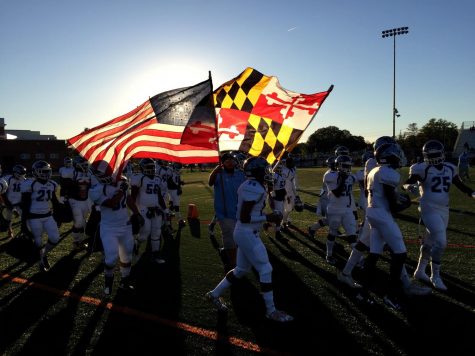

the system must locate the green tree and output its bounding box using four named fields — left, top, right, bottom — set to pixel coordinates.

left=307, top=126, right=367, bottom=154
